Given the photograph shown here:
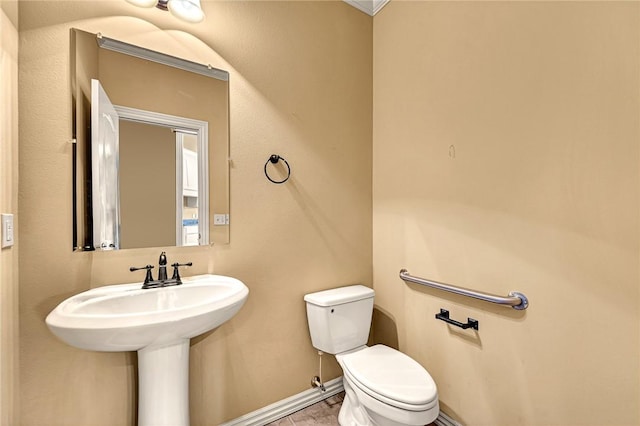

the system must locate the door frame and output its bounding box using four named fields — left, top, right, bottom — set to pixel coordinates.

left=113, top=105, right=209, bottom=246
